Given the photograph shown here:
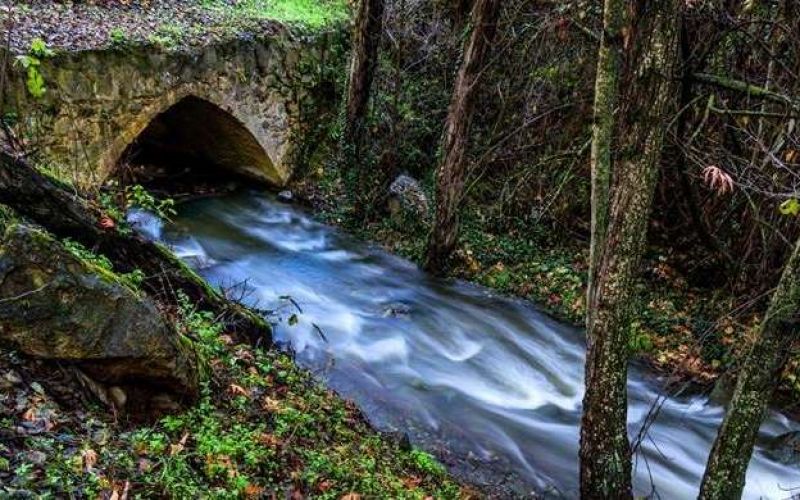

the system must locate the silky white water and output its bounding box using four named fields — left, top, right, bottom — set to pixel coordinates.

left=132, top=191, right=800, bottom=498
